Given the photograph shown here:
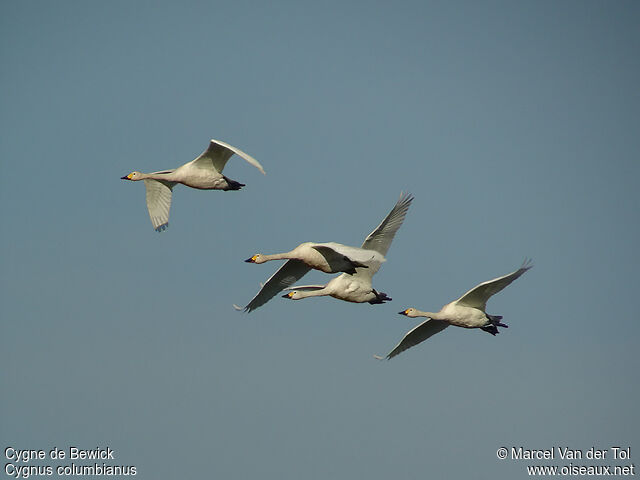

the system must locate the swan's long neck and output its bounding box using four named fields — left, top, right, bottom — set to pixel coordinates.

left=297, top=288, right=330, bottom=299
left=262, top=252, right=295, bottom=262
left=143, top=170, right=178, bottom=181
left=415, top=310, right=444, bottom=320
